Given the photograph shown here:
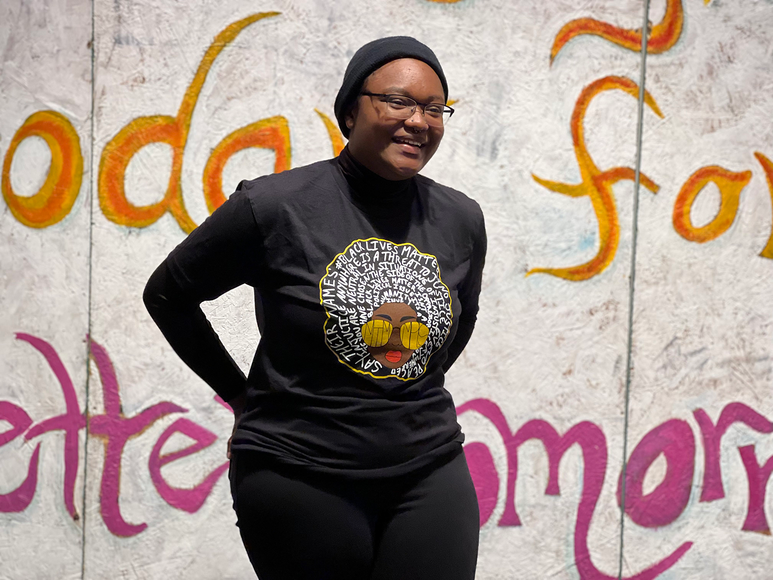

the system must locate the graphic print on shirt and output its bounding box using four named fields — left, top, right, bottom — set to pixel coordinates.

left=319, top=238, right=453, bottom=381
